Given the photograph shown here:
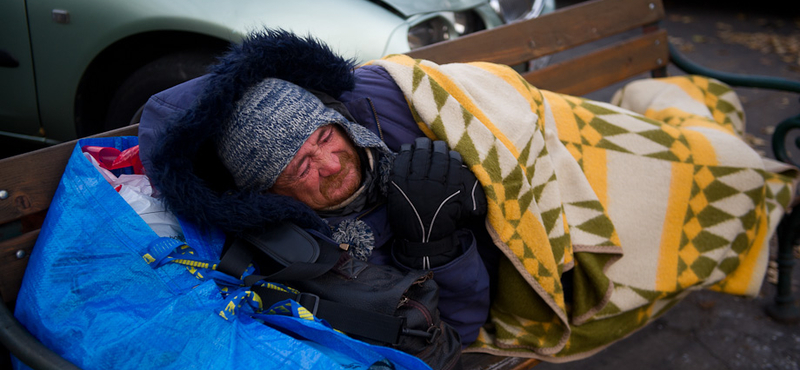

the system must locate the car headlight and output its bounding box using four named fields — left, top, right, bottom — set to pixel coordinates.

left=490, top=0, right=546, bottom=23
